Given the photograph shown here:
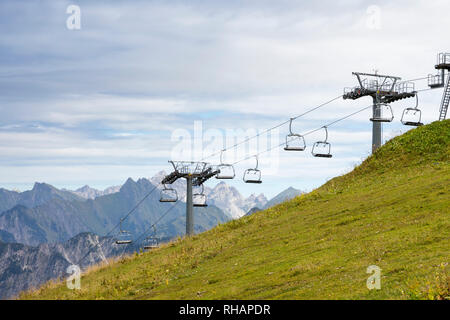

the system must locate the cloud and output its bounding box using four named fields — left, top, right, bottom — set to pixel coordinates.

left=0, top=0, right=448, bottom=194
